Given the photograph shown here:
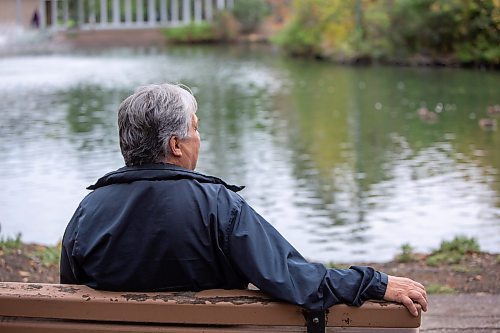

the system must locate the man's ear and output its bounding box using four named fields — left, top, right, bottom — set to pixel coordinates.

left=168, top=136, right=182, bottom=157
